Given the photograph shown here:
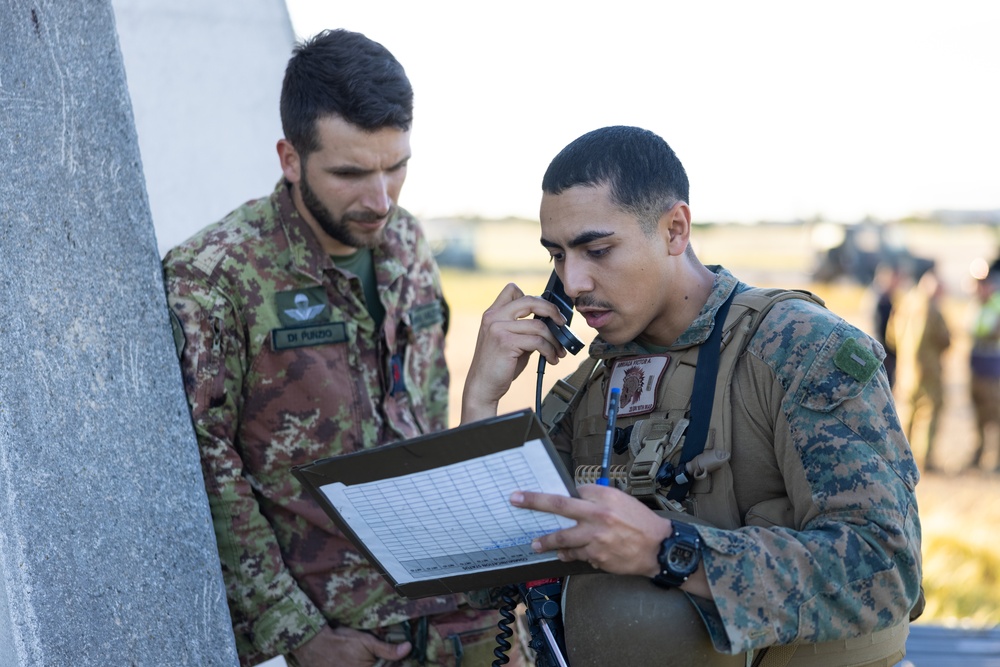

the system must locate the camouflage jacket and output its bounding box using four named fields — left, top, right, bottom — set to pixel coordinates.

left=553, top=267, right=922, bottom=655
left=162, top=181, right=459, bottom=665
